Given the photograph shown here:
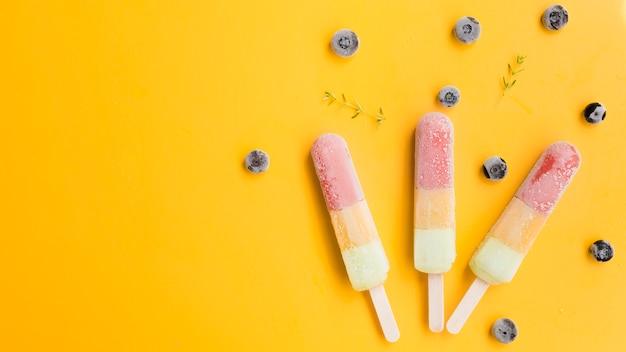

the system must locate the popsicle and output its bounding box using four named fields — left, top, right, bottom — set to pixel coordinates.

left=446, top=142, right=581, bottom=334
left=413, top=113, right=456, bottom=333
left=311, top=133, right=400, bottom=342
